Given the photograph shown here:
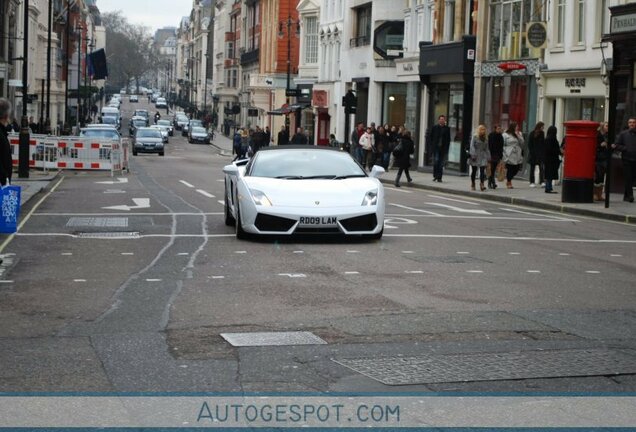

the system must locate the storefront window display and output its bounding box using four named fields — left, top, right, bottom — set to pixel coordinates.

left=483, top=75, right=532, bottom=132
left=382, top=83, right=407, bottom=127
left=488, top=0, right=544, bottom=61
left=564, top=98, right=605, bottom=122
